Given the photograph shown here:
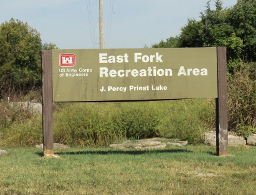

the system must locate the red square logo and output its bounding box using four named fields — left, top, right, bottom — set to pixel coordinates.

left=59, top=54, right=76, bottom=67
